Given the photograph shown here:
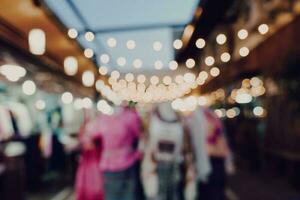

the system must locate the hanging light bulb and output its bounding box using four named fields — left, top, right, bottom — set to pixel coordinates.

left=196, top=38, right=205, bottom=49
left=117, top=57, right=126, bottom=66
left=153, top=41, right=163, bottom=51
left=239, top=47, right=250, bottom=57
left=220, top=52, right=231, bottom=63
left=35, top=99, right=46, bottom=110
left=85, top=31, right=95, bottom=41
left=82, top=70, right=95, bottom=87
left=68, top=28, right=78, bottom=39
left=99, top=66, right=108, bottom=75
left=169, top=60, right=178, bottom=70
left=84, top=48, right=94, bottom=58
left=0, top=64, right=26, bottom=82
left=100, top=54, right=110, bottom=64
left=205, top=56, right=215, bottom=66
left=173, top=39, right=183, bottom=50
left=258, top=24, right=269, bottom=35
left=107, top=37, right=117, bottom=47
left=238, top=29, right=248, bottom=40
left=154, top=60, right=163, bottom=70
left=64, top=56, right=78, bottom=76
left=28, top=29, right=46, bottom=55
left=126, top=40, right=136, bottom=50
left=186, top=58, right=196, bottom=69
left=22, top=80, right=36, bottom=95
left=133, top=59, right=143, bottom=69
left=210, top=67, right=220, bottom=77
left=61, top=92, right=73, bottom=104
left=216, top=34, right=227, bottom=45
